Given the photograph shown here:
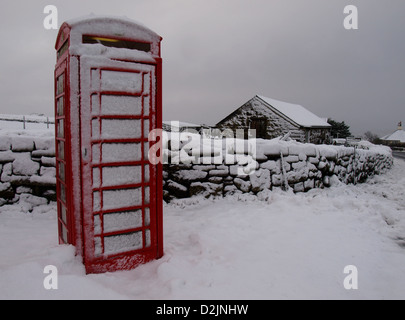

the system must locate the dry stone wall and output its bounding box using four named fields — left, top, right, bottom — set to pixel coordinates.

left=0, top=135, right=56, bottom=207
left=0, top=133, right=394, bottom=207
left=162, top=137, right=393, bottom=202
